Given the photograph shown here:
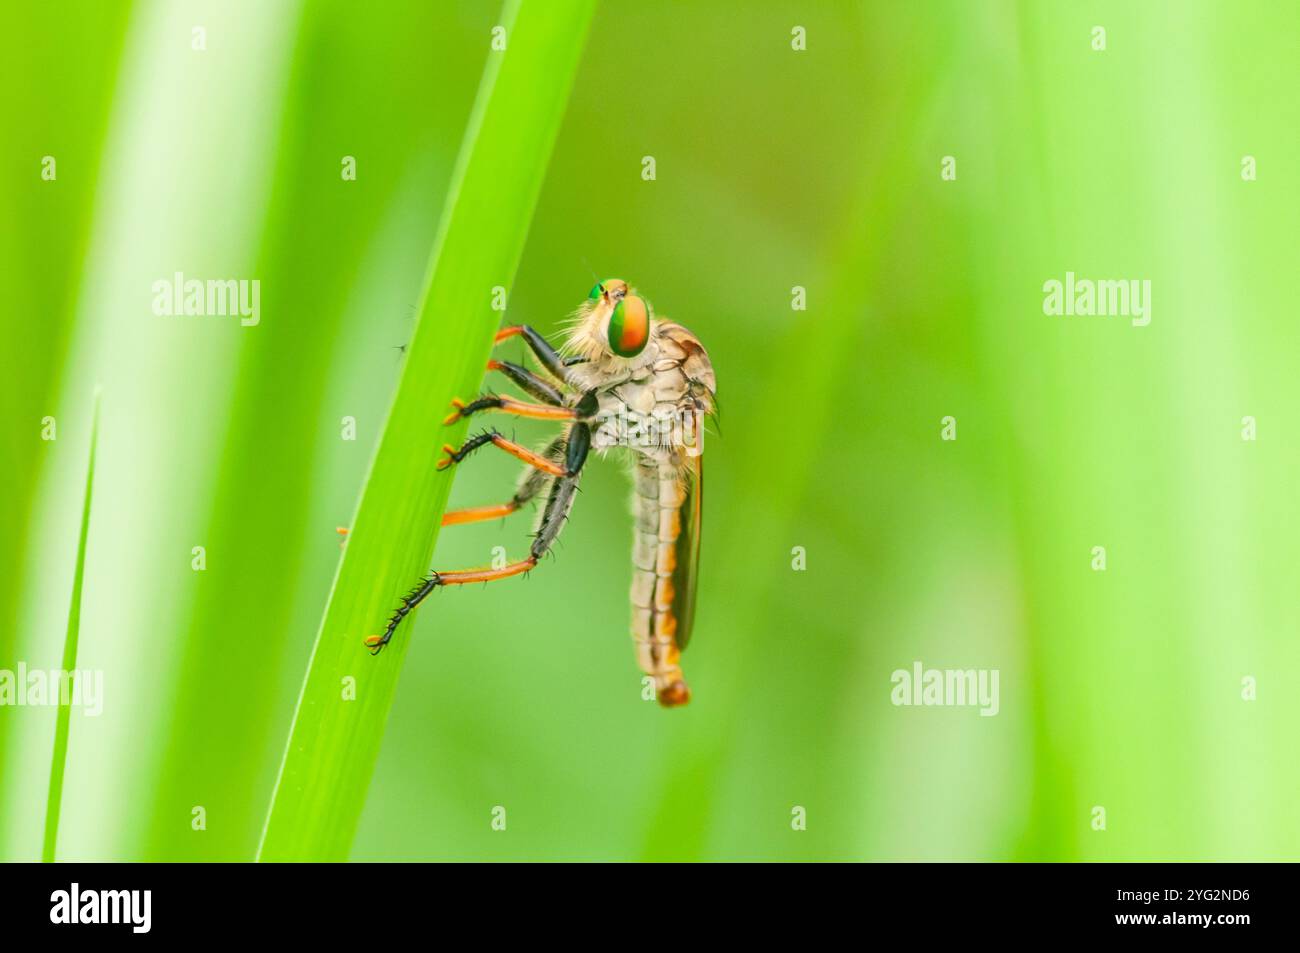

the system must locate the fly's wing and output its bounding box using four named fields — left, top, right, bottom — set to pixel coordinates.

left=654, top=319, right=714, bottom=653
left=671, top=453, right=703, bottom=650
